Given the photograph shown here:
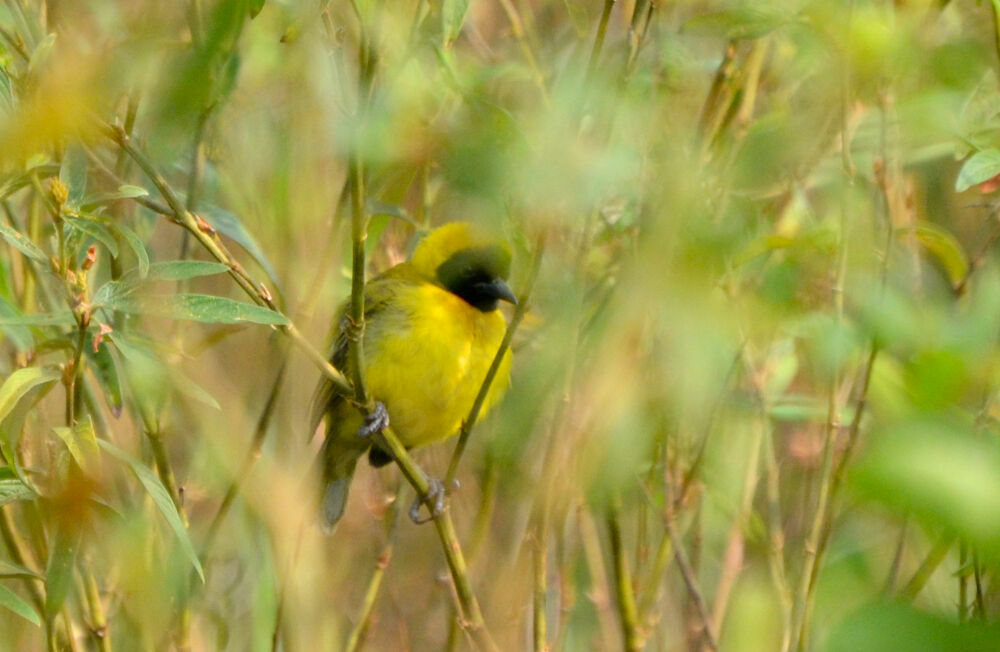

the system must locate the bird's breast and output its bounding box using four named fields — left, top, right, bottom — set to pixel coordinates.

left=363, top=283, right=511, bottom=448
